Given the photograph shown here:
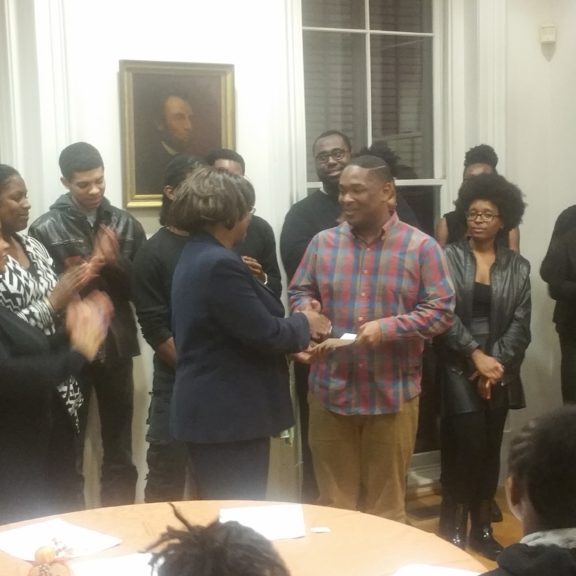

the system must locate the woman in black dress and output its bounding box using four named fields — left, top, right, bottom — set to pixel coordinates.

left=436, top=173, right=530, bottom=560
